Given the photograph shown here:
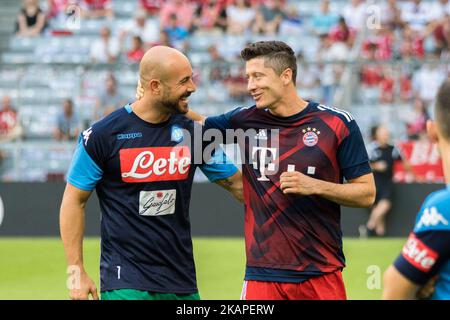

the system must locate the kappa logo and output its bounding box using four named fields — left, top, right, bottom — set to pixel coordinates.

left=117, top=132, right=143, bottom=140
left=302, top=127, right=320, bottom=147
left=255, top=129, right=268, bottom=140
left=82, top=127, right=92, bottom=146
left=416, top=207, right=449, bottom=229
